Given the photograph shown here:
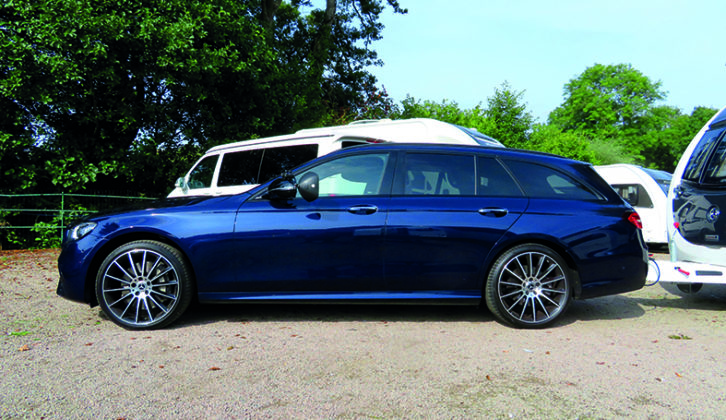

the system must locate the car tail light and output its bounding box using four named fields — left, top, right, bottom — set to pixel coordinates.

left=626, top=211, right=643, bottom=229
